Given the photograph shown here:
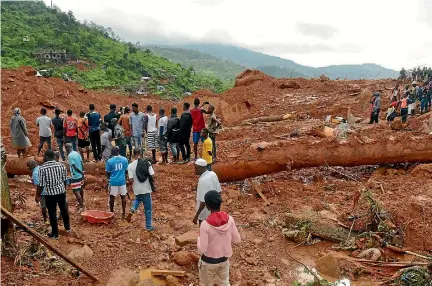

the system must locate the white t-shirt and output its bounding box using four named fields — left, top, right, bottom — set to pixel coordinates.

left=36, top=115, right=52, bottom=137
left=101, top=131, right=112, bottom=157
left=127, top=159, right=155, bottom=195
left=196, top=171, right=222, bottom=221
left=158, top=116, right=168, bottom=135
left=147, top=113, right=157, bottom=133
